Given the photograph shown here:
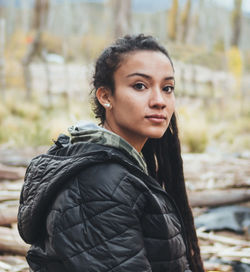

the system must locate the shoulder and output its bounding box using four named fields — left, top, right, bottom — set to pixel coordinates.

left=77, top=161, right=128, bottom=192
left=46, top=161, right=147, bottom=237
left=51, top=161, right=147, bottom=213
left=80, top=162, right=150, bottom=206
